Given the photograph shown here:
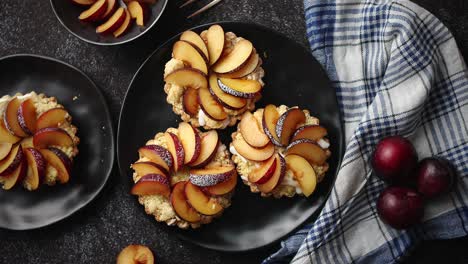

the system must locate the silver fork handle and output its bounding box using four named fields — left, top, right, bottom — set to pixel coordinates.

left=187, top=0, right=222, bottom=18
